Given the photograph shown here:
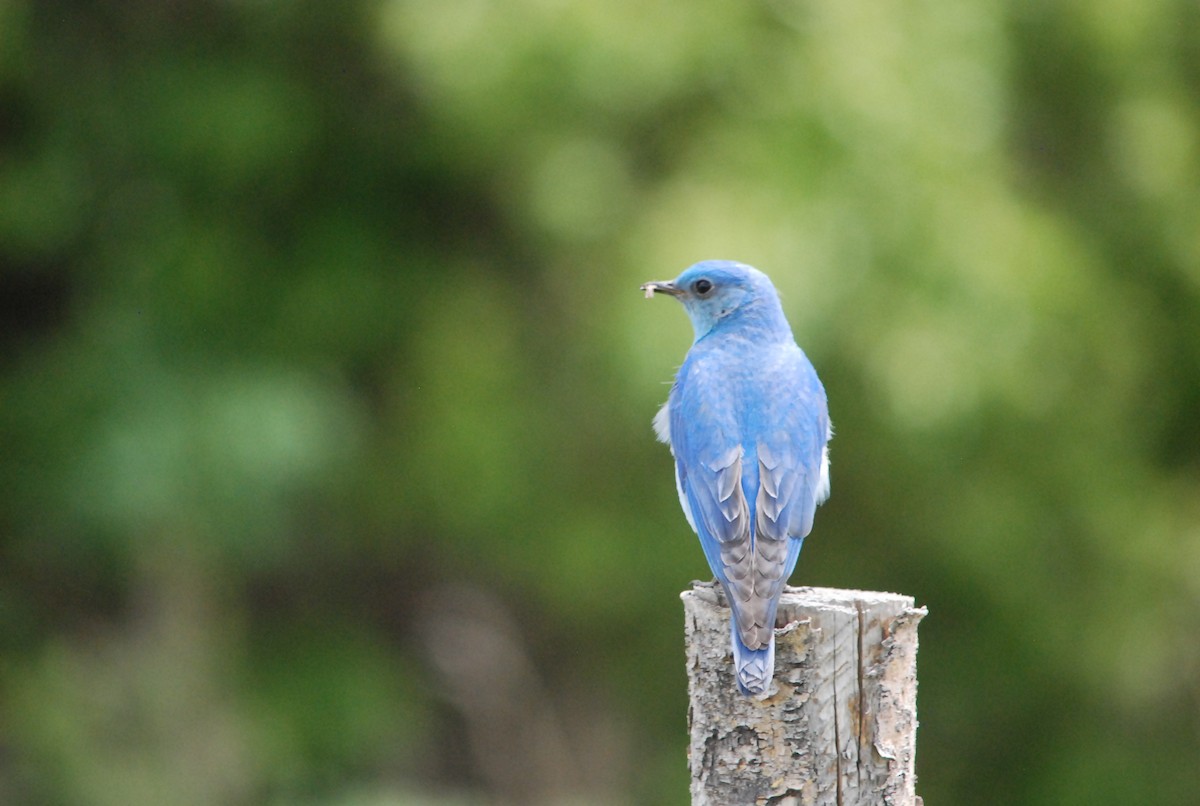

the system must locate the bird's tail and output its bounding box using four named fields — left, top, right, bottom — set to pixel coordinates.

left=730, top=619, right=775, bottom=696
